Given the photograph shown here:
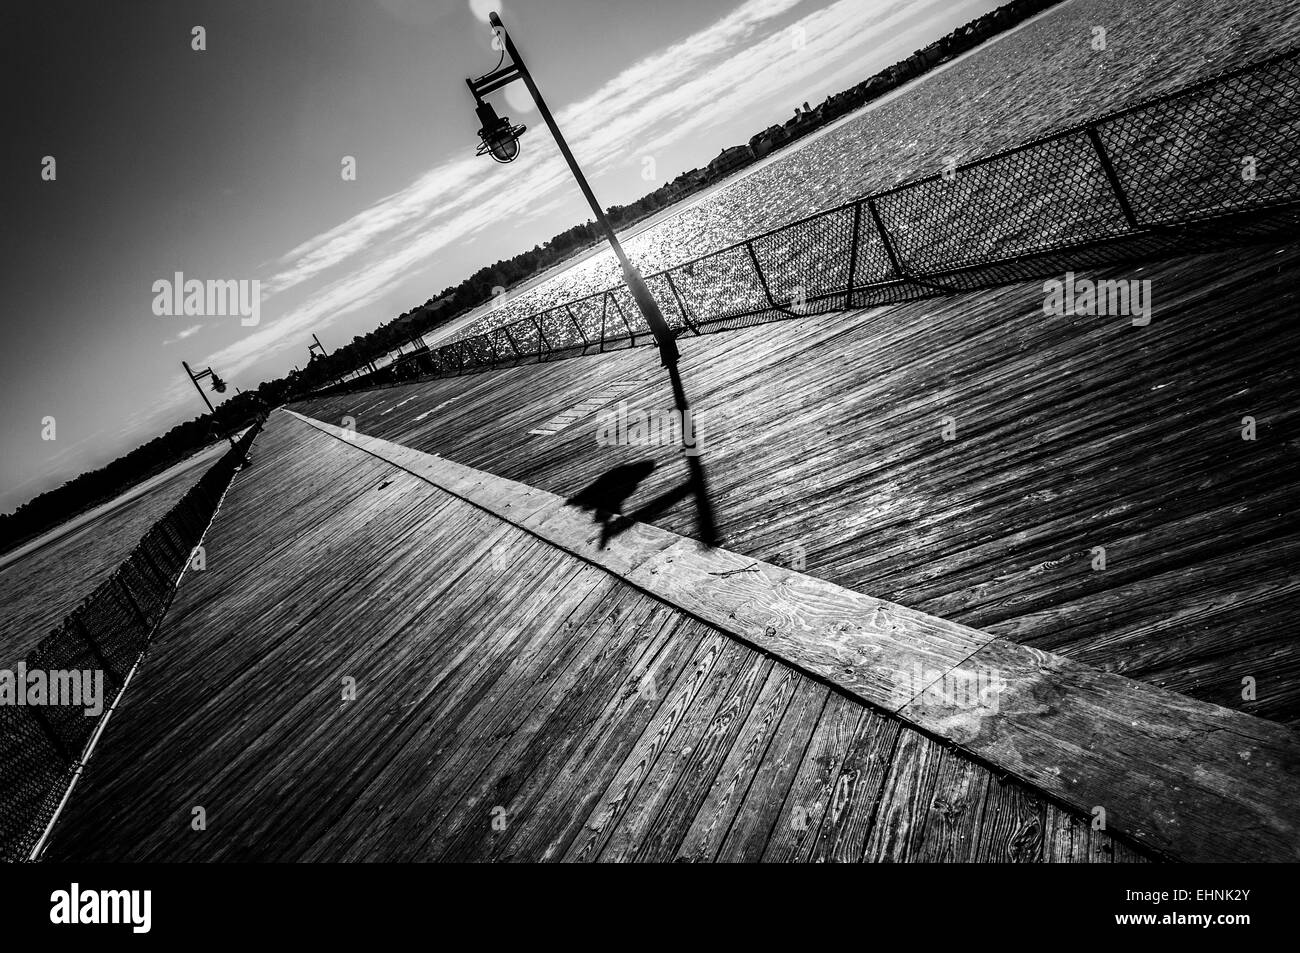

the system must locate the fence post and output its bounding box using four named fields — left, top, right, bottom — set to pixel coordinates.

left=74, top=617, right=123, bottom=686
left=846, top=201, right=863, bottom=305
left=502, top=325, right=524, bottom=362
left=136, top=544, right=169, bottom=589
left=117, top=576, right=151, bottom=630
left=609, top=292, right=634, bottom=338
left=744, top=241, right=779, bottom=310
left=664, top=272, right=699, bottom=334
left=532, top=315, right=549, bottom=361
left=565, top=304, right=589, bottom=348
left=1086, top=125, right=1140, bottom=229
left=867, top=197, right=906, bottom=278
